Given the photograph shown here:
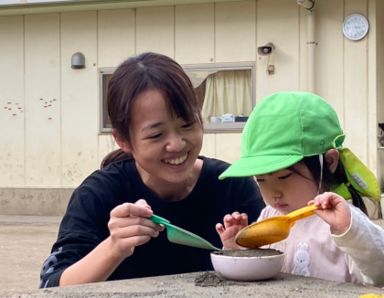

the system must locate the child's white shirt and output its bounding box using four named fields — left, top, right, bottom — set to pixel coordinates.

left=259, top=205, right=384, bottom=286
